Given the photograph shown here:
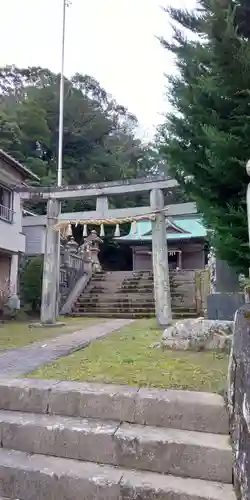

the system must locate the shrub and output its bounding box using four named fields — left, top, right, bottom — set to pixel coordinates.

left=0, top=278, right=13, bottom=315
left=20, top=256, right=43, bottom=312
